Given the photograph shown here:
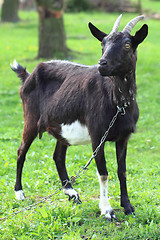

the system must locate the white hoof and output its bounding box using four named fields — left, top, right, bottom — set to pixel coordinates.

left=100, top=207, right=117, bottom=221
left=63, top=188, right=78, bottom=198
left=15, top=190, right=25, bottom=200
left=103, top=210, right=117, bottom=221
left=63, top=188, right=82, bottom=204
